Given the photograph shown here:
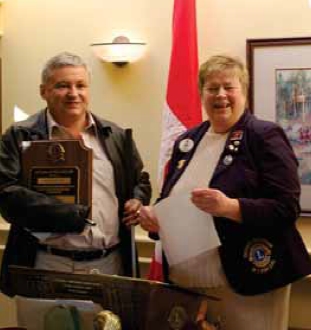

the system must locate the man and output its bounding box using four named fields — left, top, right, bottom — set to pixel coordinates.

left=0, top=52, right=151, bottom=296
